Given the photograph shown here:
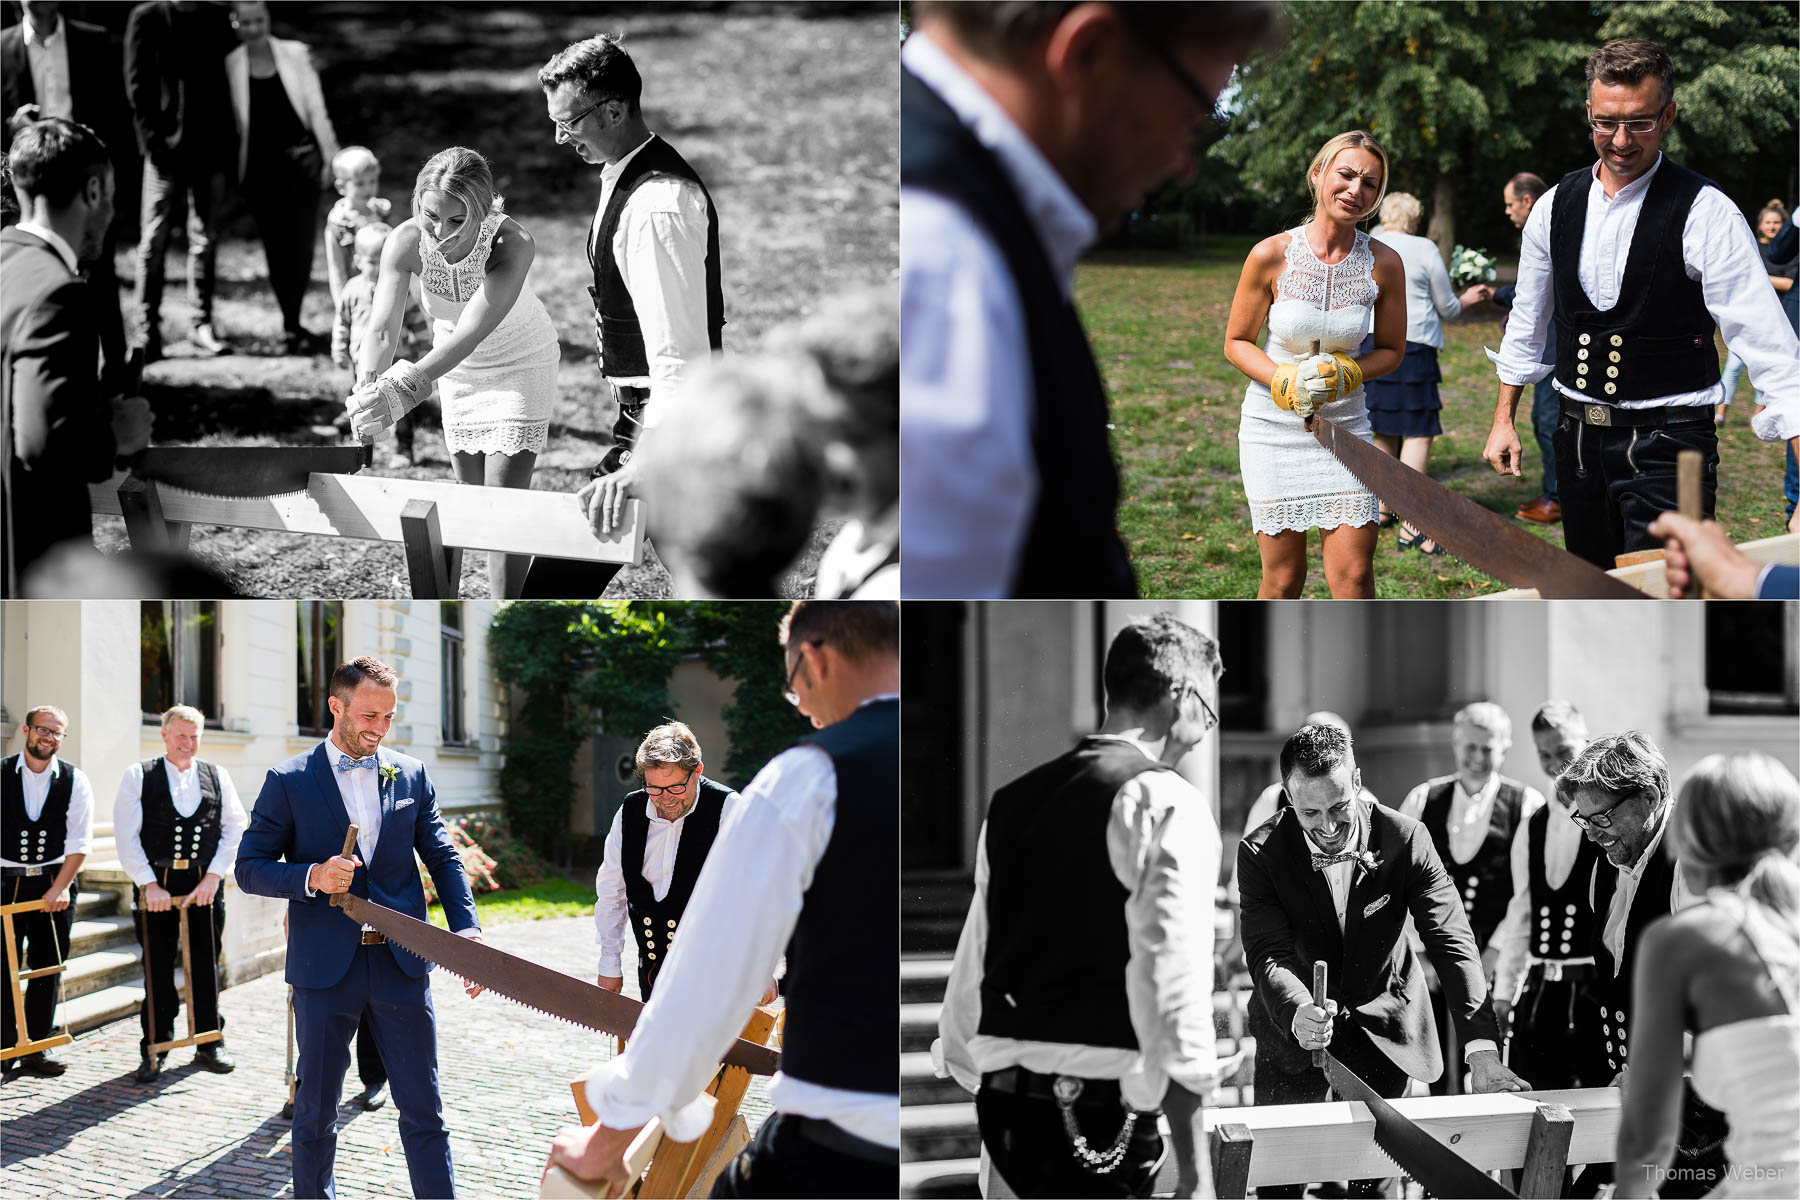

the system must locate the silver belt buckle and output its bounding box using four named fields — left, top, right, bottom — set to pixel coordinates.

left=23, top=865, right=43, bottom=877
left=1586, top=404, right=1611, bottom=427
left=1542, top=960, right=1565, bottom=982
left=1053, top=1075, right=1084, bottom=1105
left=171, top=858, right=190, bottom=870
